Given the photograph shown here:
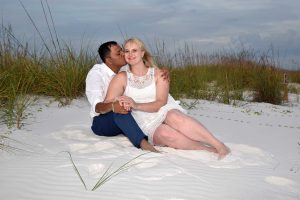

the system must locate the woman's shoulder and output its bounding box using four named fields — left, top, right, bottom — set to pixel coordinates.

left=117, top=70, right=126, bottom=75
left=112, top=71, right=127, bottom=82
left=153, top=67, right=162, bottom=76
left=116, top=71, right=127, bottom=77
left=153, top=67, right=166, bottom=80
